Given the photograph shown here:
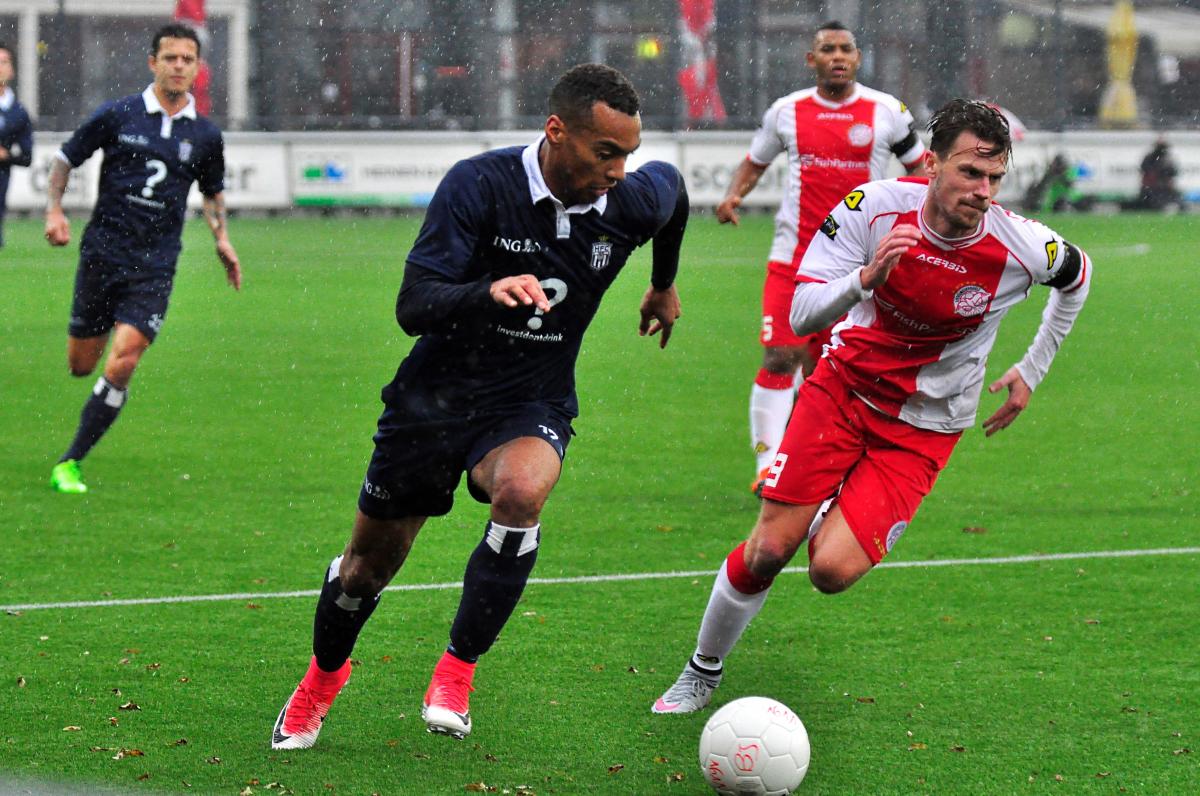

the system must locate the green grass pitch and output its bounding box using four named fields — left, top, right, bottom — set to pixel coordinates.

left=0, top=210, right=1197, bottom=794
